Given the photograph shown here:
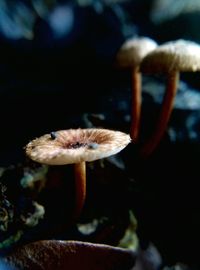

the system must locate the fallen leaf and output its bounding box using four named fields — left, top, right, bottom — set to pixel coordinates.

left=3, top=240, right=136, bottom=270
